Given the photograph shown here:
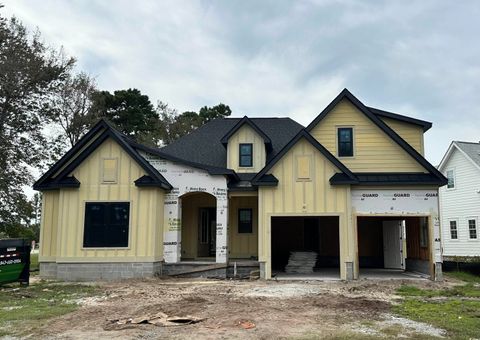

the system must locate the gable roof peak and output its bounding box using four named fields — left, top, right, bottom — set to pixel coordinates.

left=220, top=115, right=272, bottom=148
left=305, top=88, right=447, bottom=185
